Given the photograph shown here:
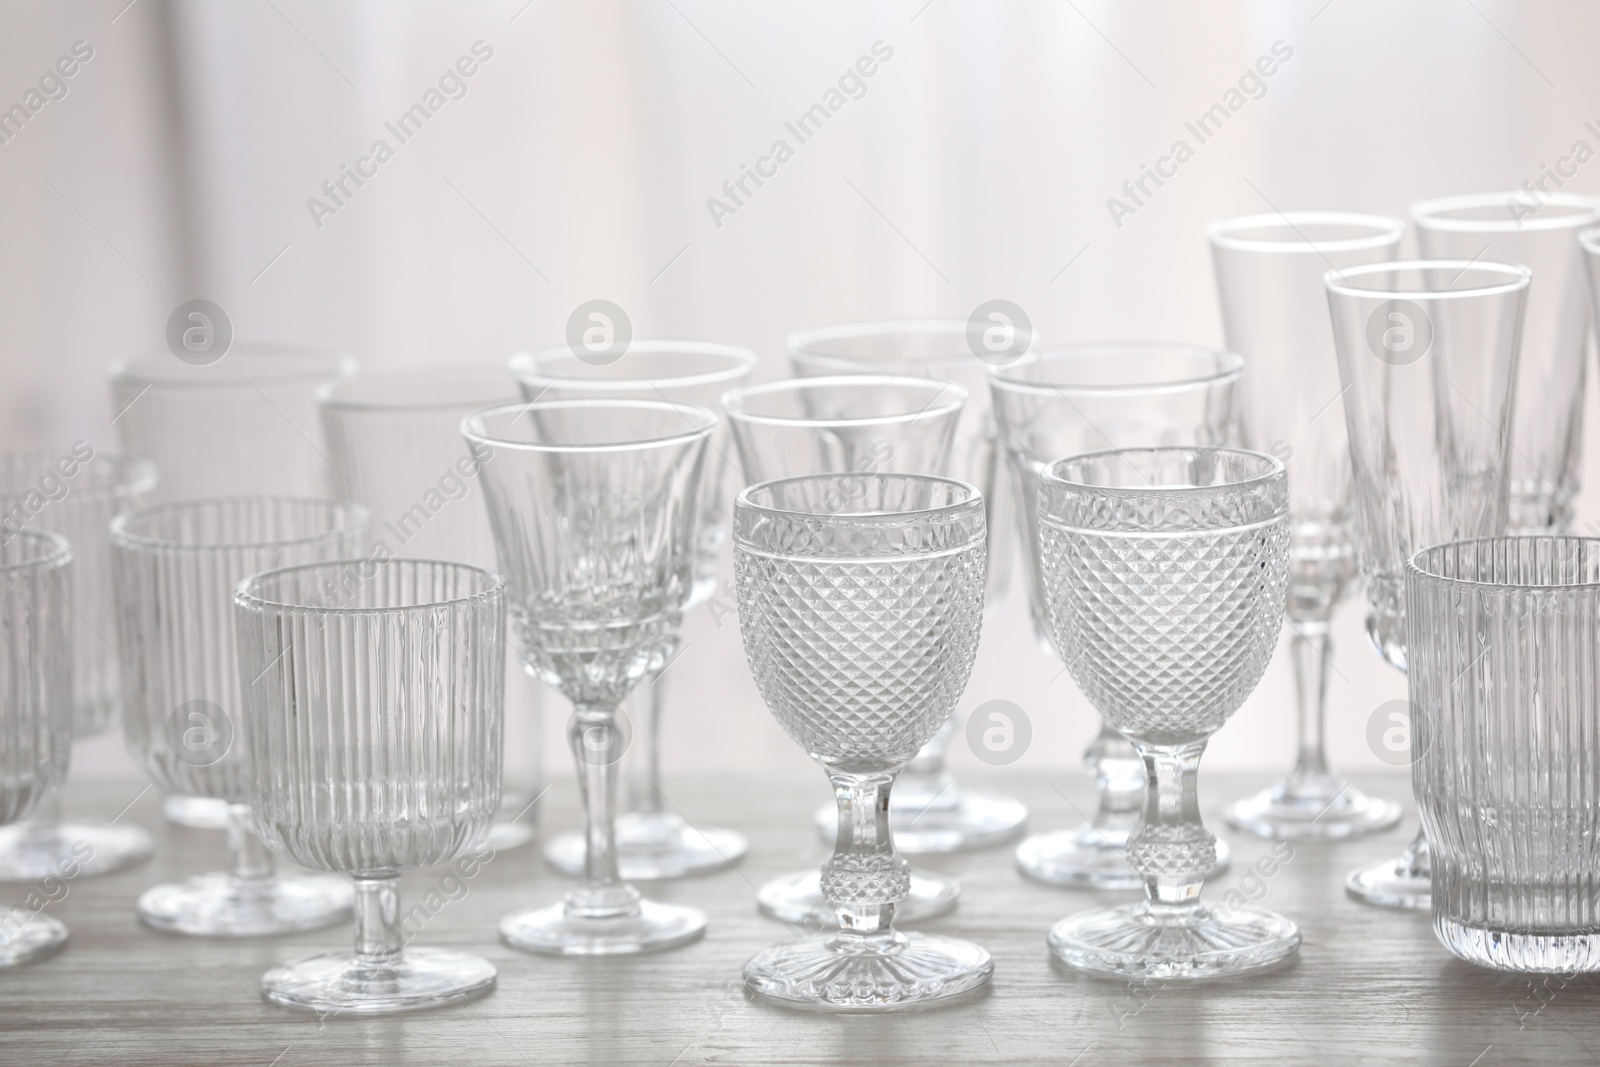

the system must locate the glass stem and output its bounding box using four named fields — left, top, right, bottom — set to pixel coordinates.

left=1128, top=742, right=1213, bottom=917
left=1089, top=721, right=1145, bottom=830
left=1398, top=829, right=1430, bottom=878
left=624, top=670, right=667, bottom=818
left=568, top=701, right=639, bottom=917
left=352, top=874, right=403, bottom=968
left=226, top=802, right=274, bottom=883
left=25, top=792, right=63, bottom=838
left=821, top=769, right=907, bottom=941
left=1288, top=617, right=1333, bottom=782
